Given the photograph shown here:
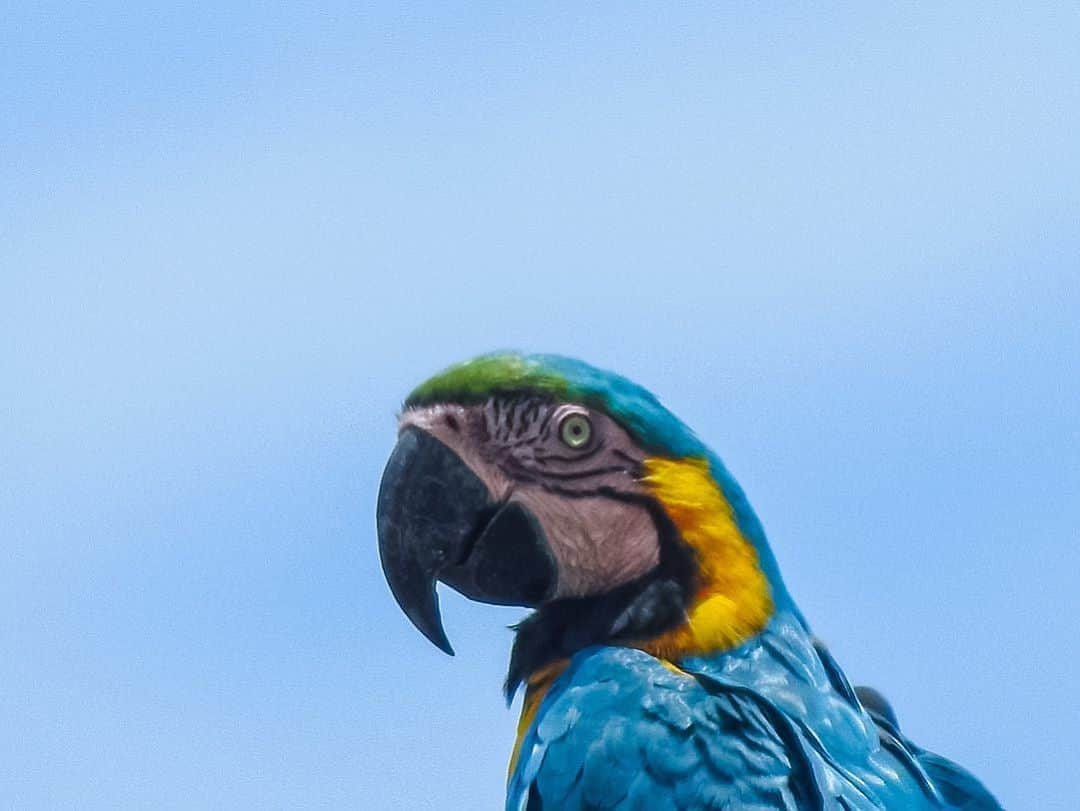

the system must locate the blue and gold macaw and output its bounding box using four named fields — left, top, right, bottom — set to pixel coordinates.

left=376, top=352, right=1001, bottom=810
